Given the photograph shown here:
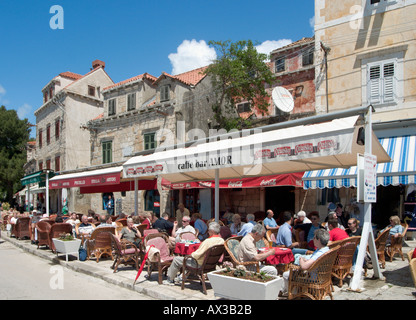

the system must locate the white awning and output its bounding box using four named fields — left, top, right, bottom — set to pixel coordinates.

left=303, top=135, right=416, bottom=189
left=123, top=115, right=390, bottom=183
